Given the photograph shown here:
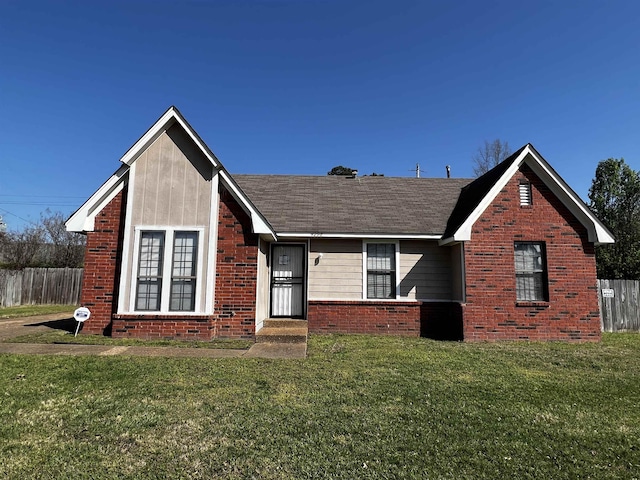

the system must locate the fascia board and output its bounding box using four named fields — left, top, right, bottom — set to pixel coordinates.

left=450, top=144, right=615, bottom=245
left=452, top=148, right=530, bottom=242
left=438, top=236, right=457, bottom=246
left=278, top=233, right=442, bottom=240
left=218, top=170, right=277, bottom=240
left=119, top=107, right=220, bottom=169
left=65, top=166, right=128, bottom=232
left=525, top=154, right=615, bottom=244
